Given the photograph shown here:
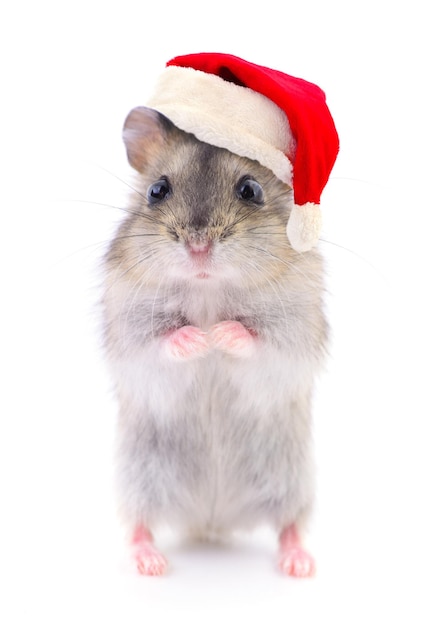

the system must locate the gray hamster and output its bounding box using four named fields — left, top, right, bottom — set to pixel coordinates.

left=102, top=106, right=328, bottom=576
